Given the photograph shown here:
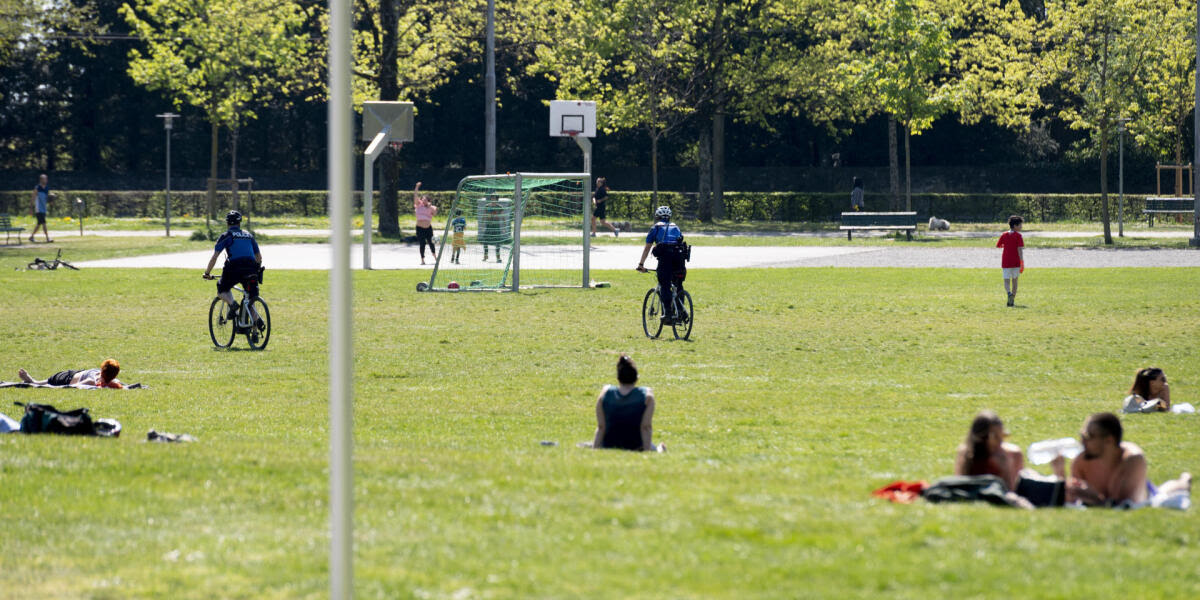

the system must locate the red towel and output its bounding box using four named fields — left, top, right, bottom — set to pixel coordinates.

left=872, top=480, right=929, bottom=503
